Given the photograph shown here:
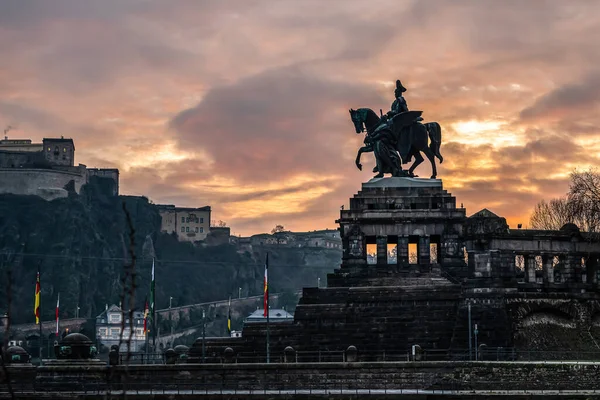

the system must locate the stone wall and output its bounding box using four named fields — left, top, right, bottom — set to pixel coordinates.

left=0, top=167, right=87, bottom=200
left=5, top=361, right=600, bottom=393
